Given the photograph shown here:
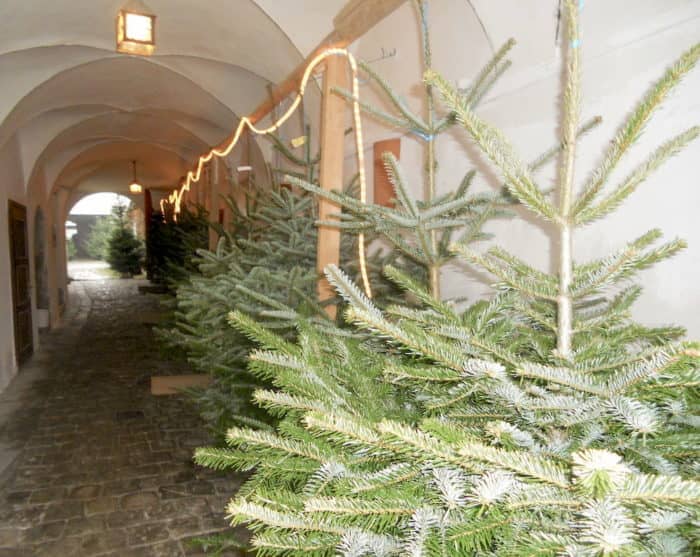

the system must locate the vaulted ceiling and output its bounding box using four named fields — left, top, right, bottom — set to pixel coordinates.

left=0, top=0, right=347, bottom=200
left=1, top=0, right=697, bottom=202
